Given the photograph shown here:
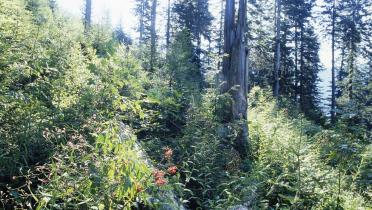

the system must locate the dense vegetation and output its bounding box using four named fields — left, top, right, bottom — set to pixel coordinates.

left=0, top=0, right=370, bottom=209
